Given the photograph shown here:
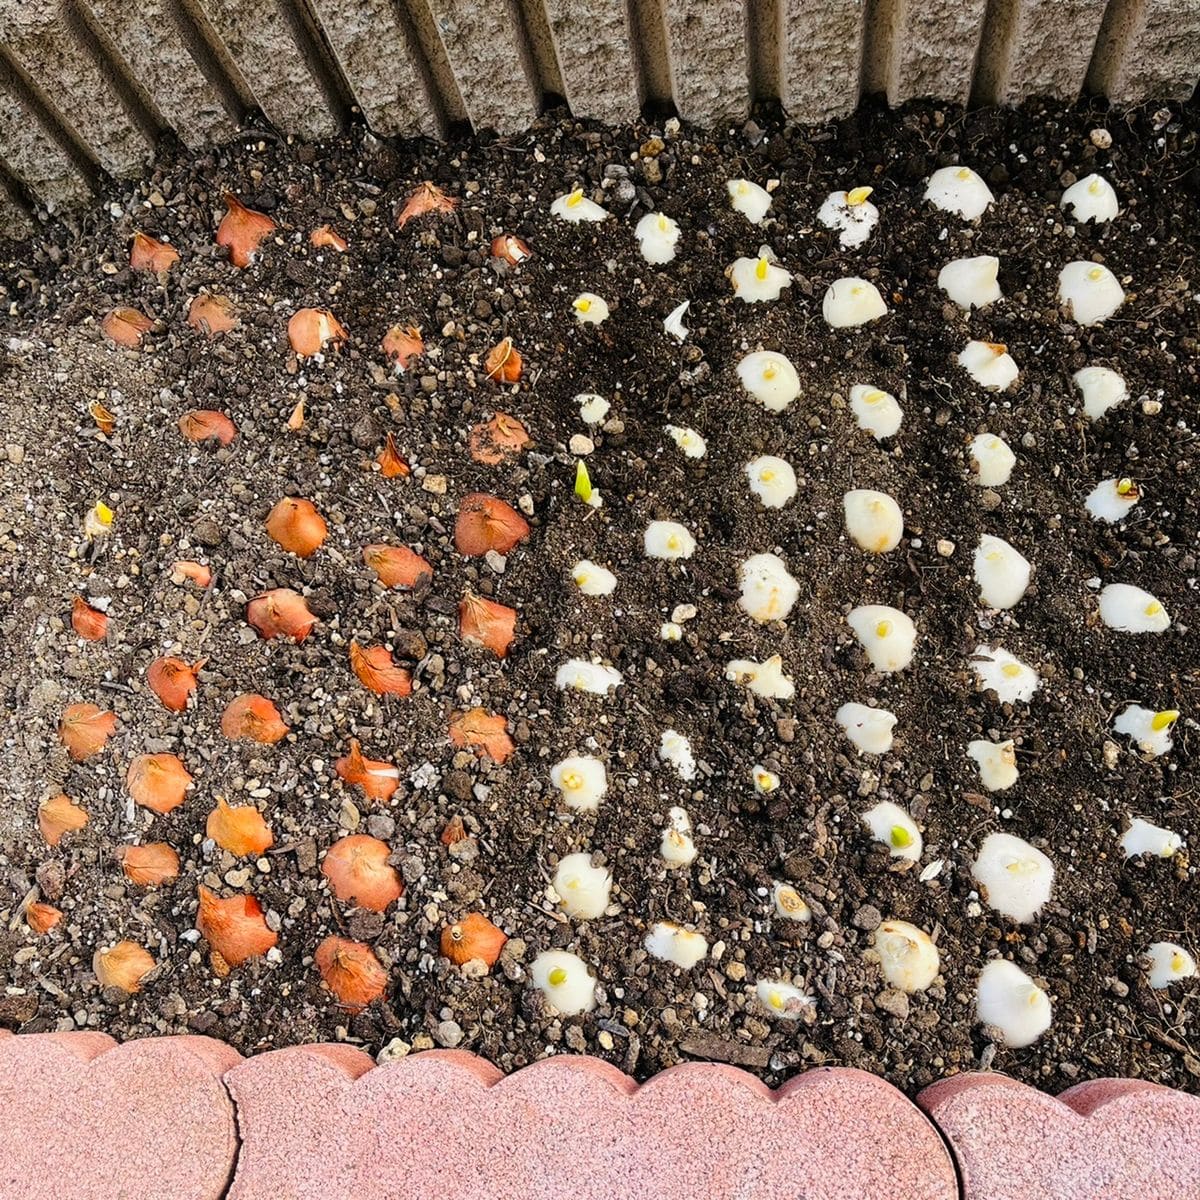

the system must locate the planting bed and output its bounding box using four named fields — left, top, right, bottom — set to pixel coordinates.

left=0, top=96, right=1197, bottom=1098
